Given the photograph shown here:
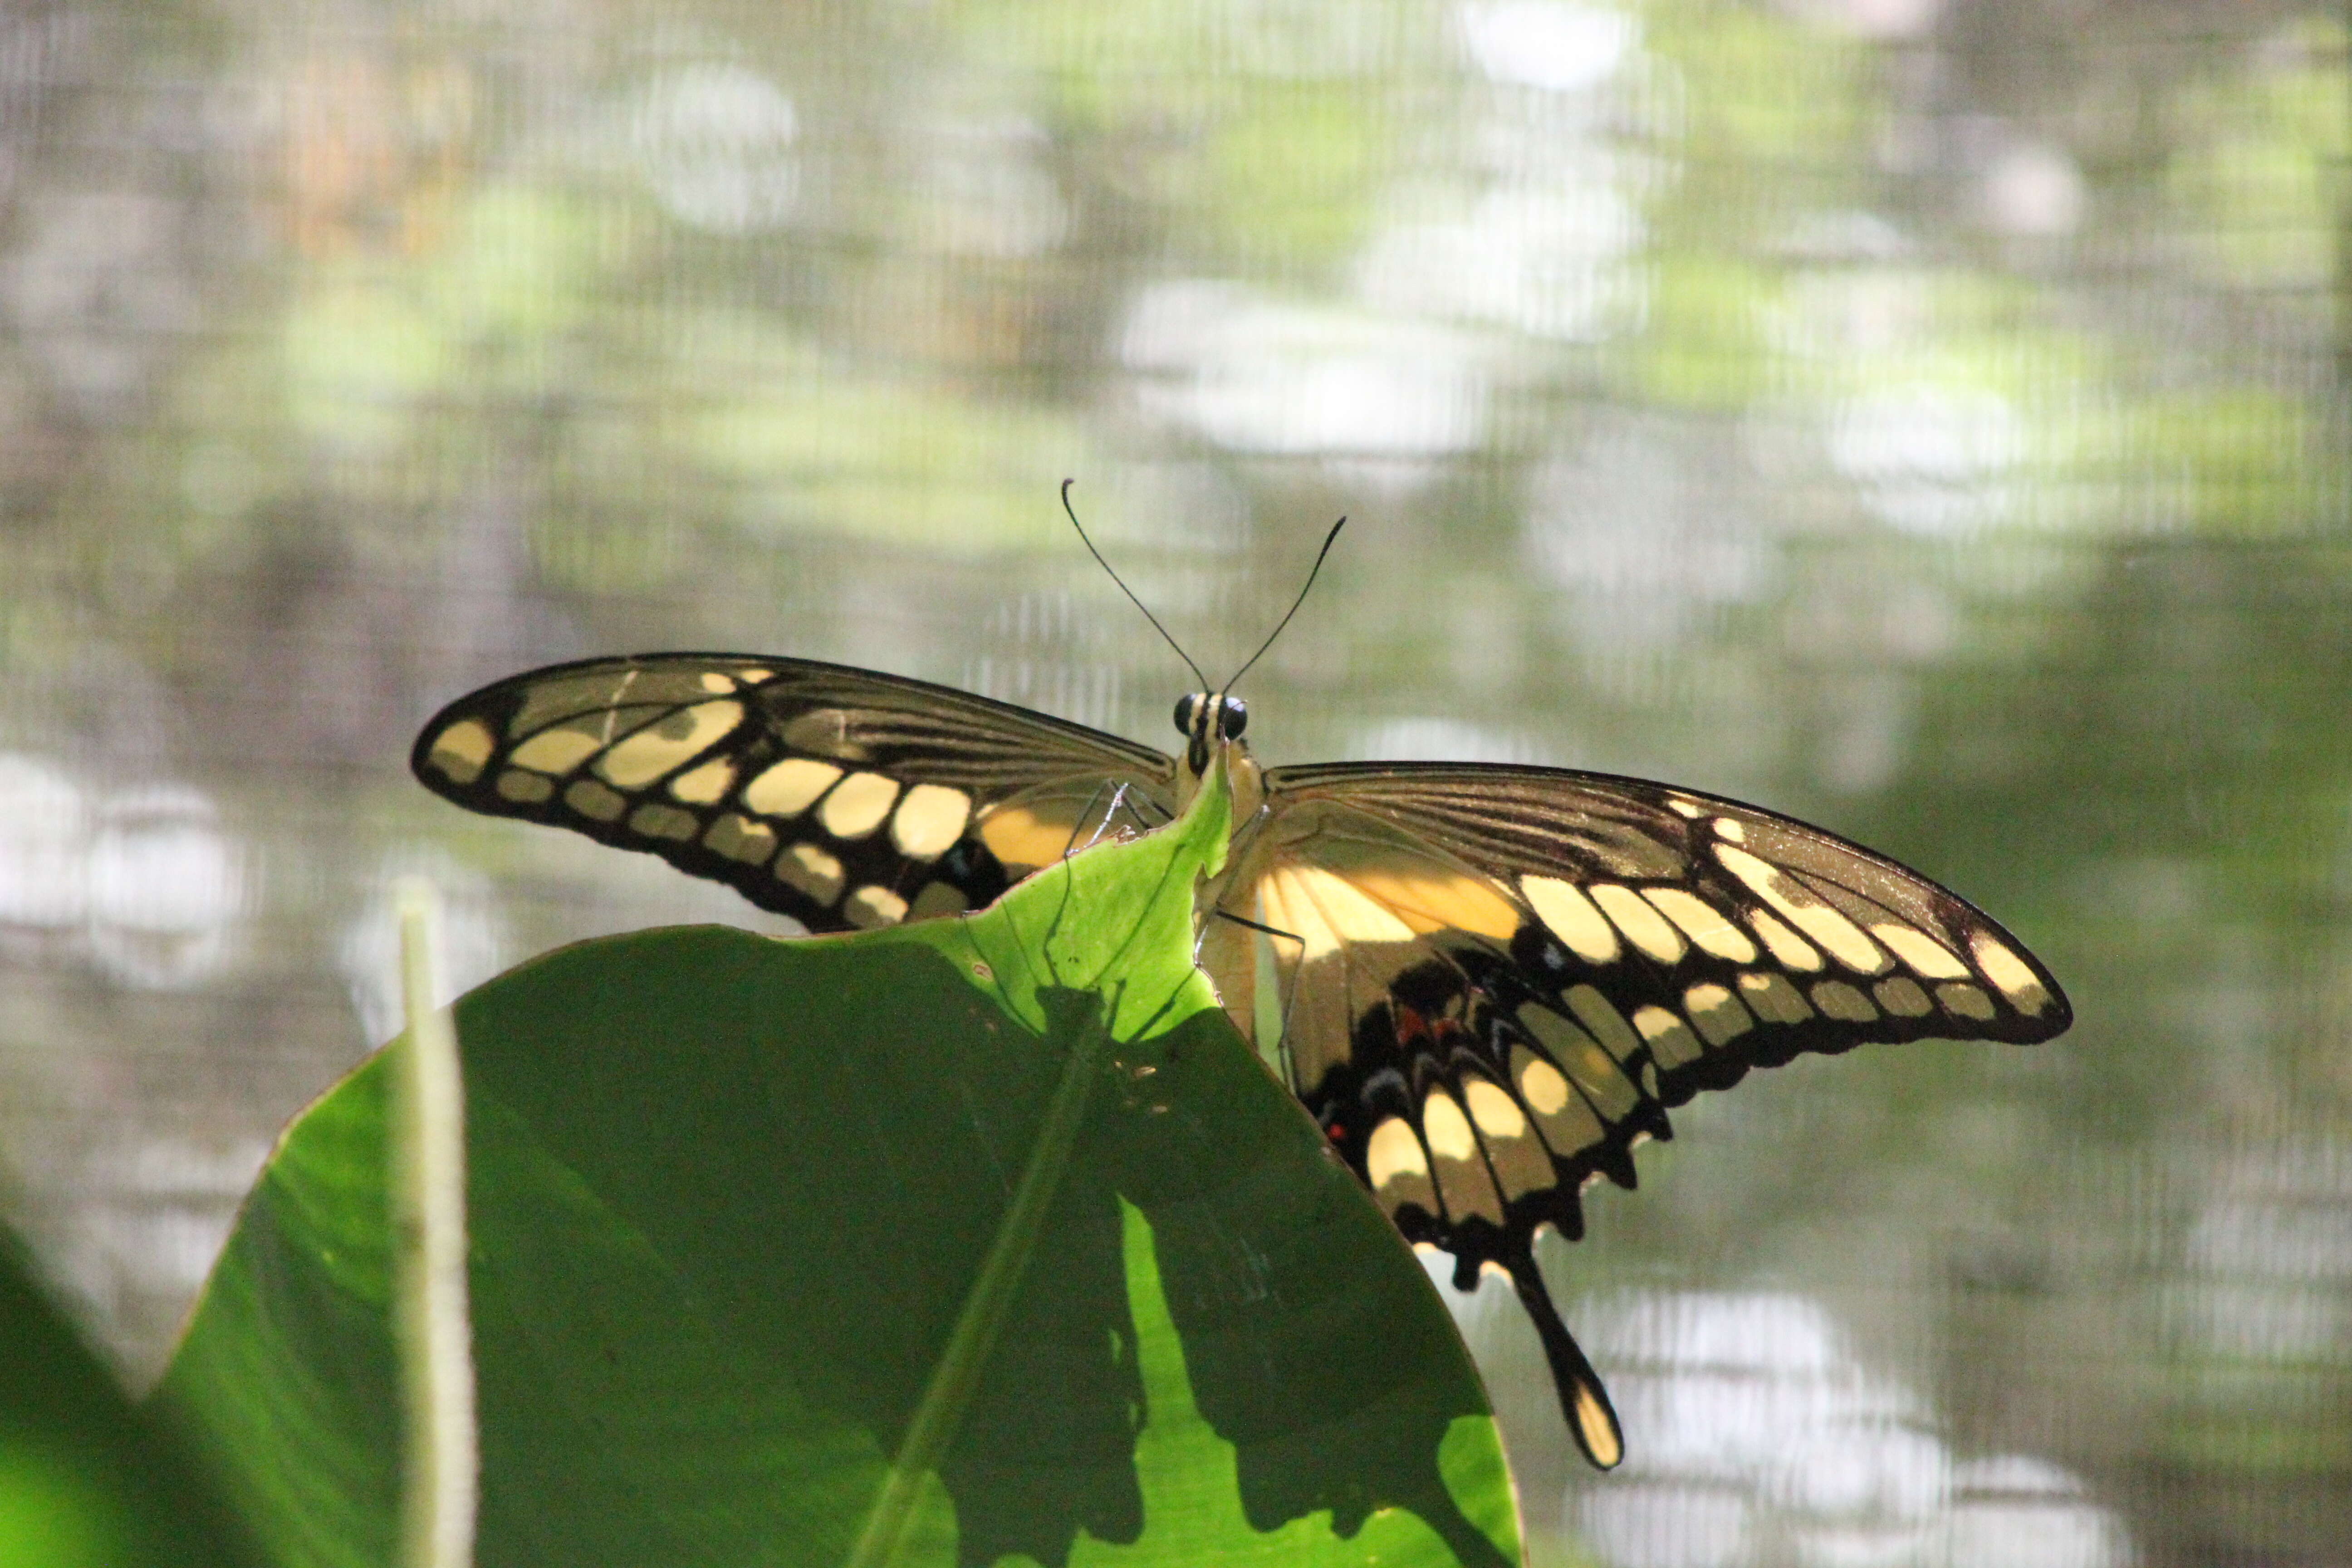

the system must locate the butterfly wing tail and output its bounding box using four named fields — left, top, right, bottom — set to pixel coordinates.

left=1507, top=1254, right=1624, bottom=1471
